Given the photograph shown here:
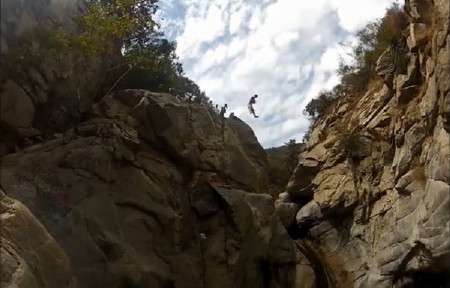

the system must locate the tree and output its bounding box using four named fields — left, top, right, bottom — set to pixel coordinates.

left=110, top=37, right=209, bottom=103
left=2, top=0, right=211, bottom=109
left=73, top=0, right=161, bottom=56
left=300, top=3, right=408, bottom=152
left=1, top=0, right=161, bottom=80
left=304, top=90, right=335, bottom=119
left=63, top=0, right=209, bottom=103
left=284, top=139, right=299, bottom=174
left=336, top=2, right=408, bottom=93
